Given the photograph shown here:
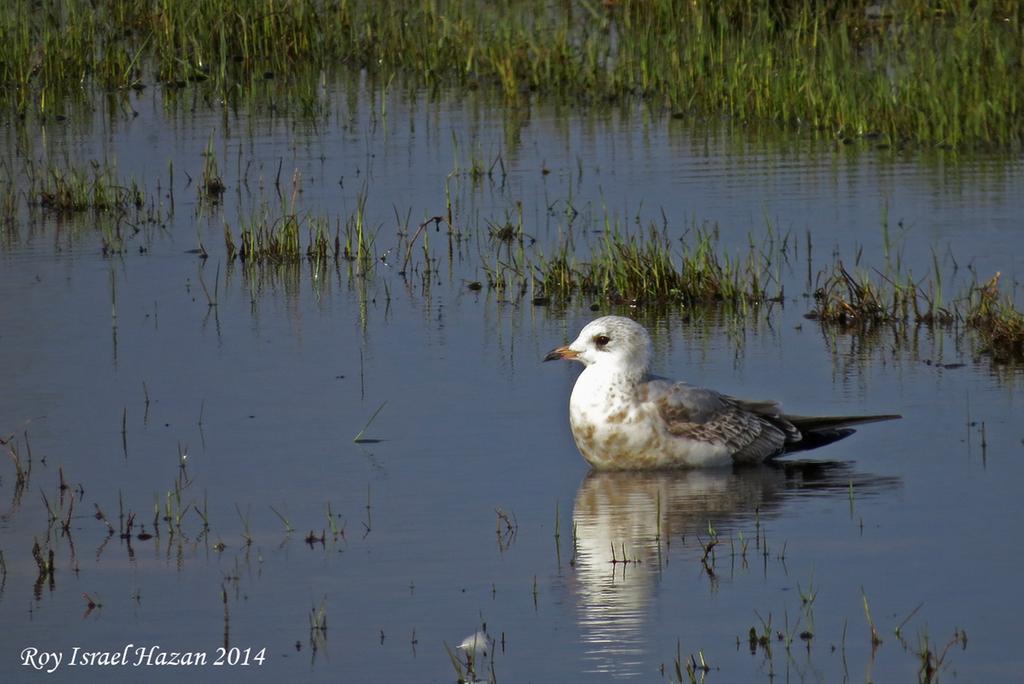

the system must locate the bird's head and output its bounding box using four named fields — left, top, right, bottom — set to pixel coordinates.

left=544, top=316, right=652, bottom=378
